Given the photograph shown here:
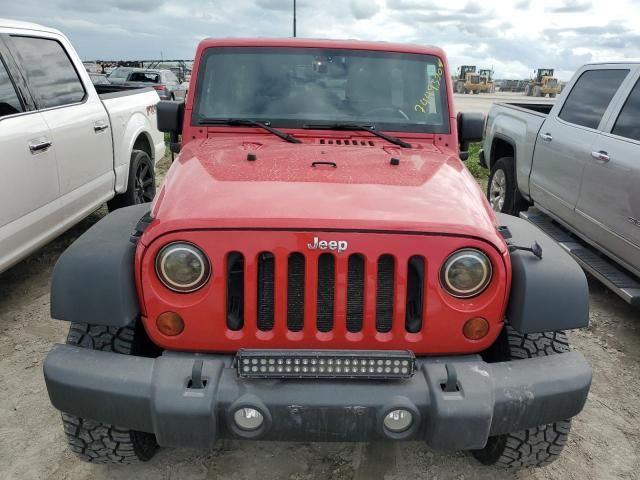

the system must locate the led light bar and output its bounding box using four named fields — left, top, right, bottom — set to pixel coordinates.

left=236, top=349, right=416, bottom=380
